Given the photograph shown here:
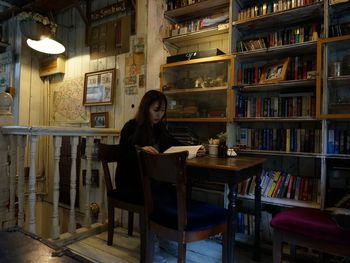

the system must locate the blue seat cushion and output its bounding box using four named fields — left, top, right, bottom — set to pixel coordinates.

left=151, top=199, right=228, bottom=231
